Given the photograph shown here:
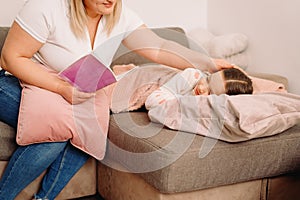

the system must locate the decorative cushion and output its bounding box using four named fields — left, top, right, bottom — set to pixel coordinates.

left=16, top=80, right=111, bottom=160
left=187, top=28, right=249, bottom=69
left=208, top=33, right=248, bottom=58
